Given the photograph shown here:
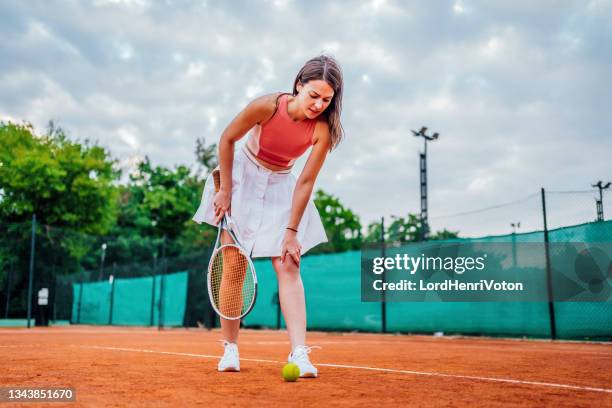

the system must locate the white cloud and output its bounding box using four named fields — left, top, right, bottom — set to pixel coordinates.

left=117, top=126, right=141, bottom=150
left=94, top=0, right=150, bottom=10
left=0, top=1, right=610, bottom=235
left=468, top=176, right=494, bottom=193
left=453, top=0, right=472, bottom=15
left=246, top=85, right=263, bottom=99
left=117, top=42, right=134, bottom=60
left=186, top=61, right=206, bottom=77
left=480, top=36, right=501, bottom=57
